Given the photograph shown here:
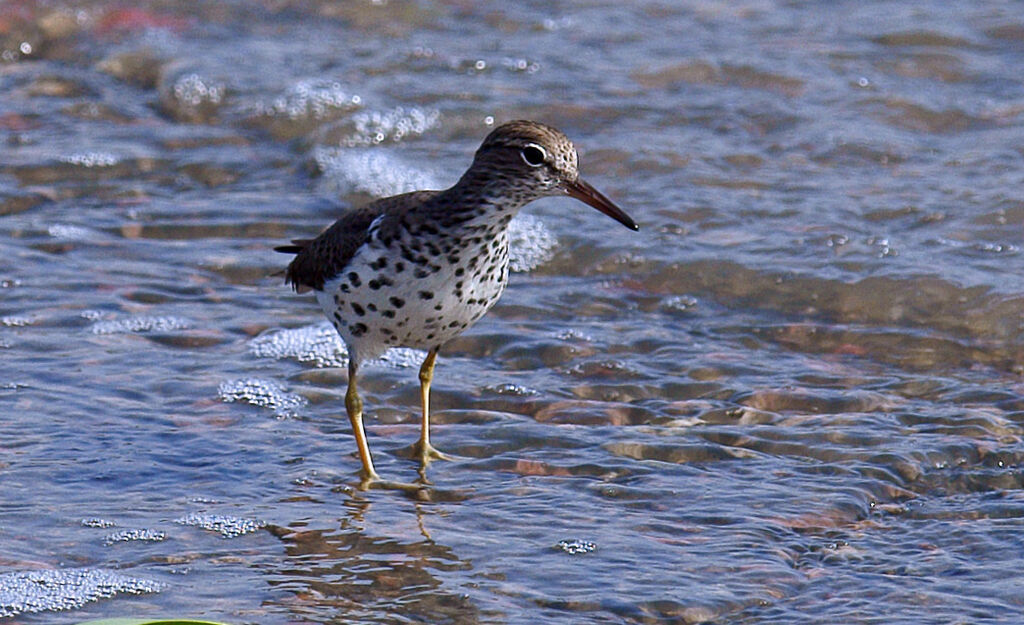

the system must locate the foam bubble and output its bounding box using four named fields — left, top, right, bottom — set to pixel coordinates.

left=508, top=213, right=557, bottom=272
left=253, top=79, right=361, bottom=120
left=103, top=528, right=166, bottom=545
left=48, top=224, right=97, bottom=239
left=314, top=147, right=441, bottom=198
left=175, top=513, right=266, bottom=538
left=556, top=539, right=597, bottom=554
left=1, top=315, right=32, bottom=327
left=90, top=315, right=192, bottom=335
left=0, top=568, right=162, bottom=617
left=217, top=377, right=307, bottom=418
left=58, top=152, right=119, bottom=167
left=249, top=322, right=346, bottom=368
left=172, top=73, right=224, bottom=107
left=339, top=106, right=440, bottom=146
left=250, top=322, right=425, bottom=369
